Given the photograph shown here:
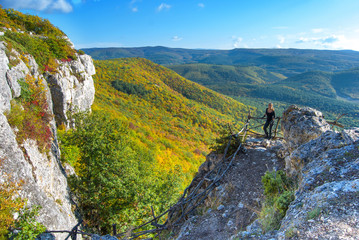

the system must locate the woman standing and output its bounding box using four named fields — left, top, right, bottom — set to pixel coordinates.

left=263, top=103, right=275, bottom=139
